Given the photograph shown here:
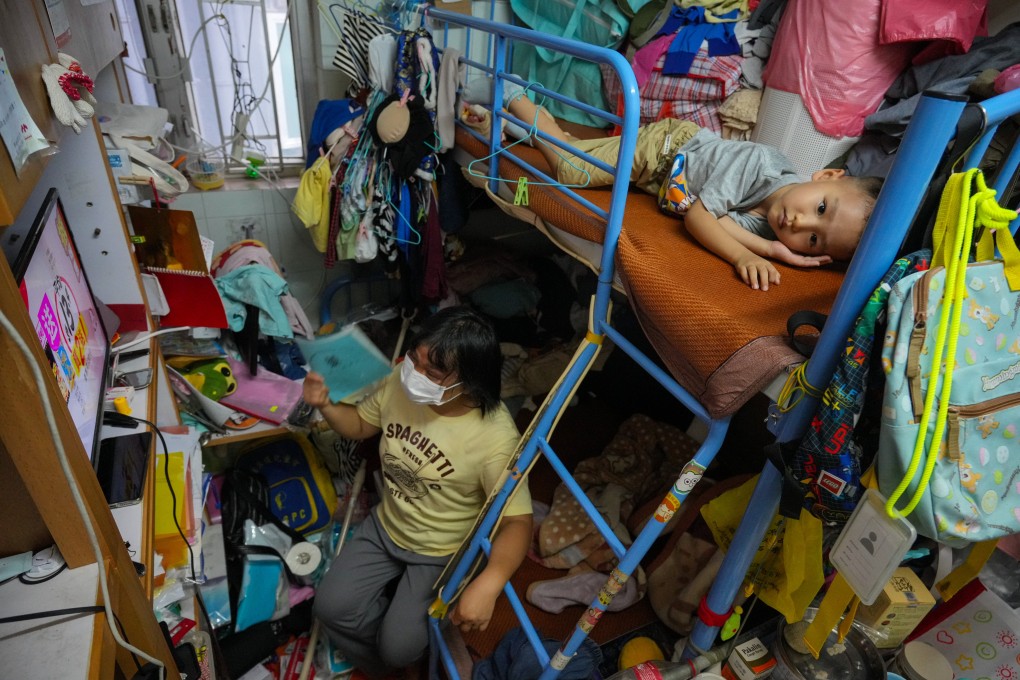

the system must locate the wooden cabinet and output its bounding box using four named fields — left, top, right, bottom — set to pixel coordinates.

left=0, top=1, right=178, bottom=676
left=0, top=0, right=124, bottom=226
